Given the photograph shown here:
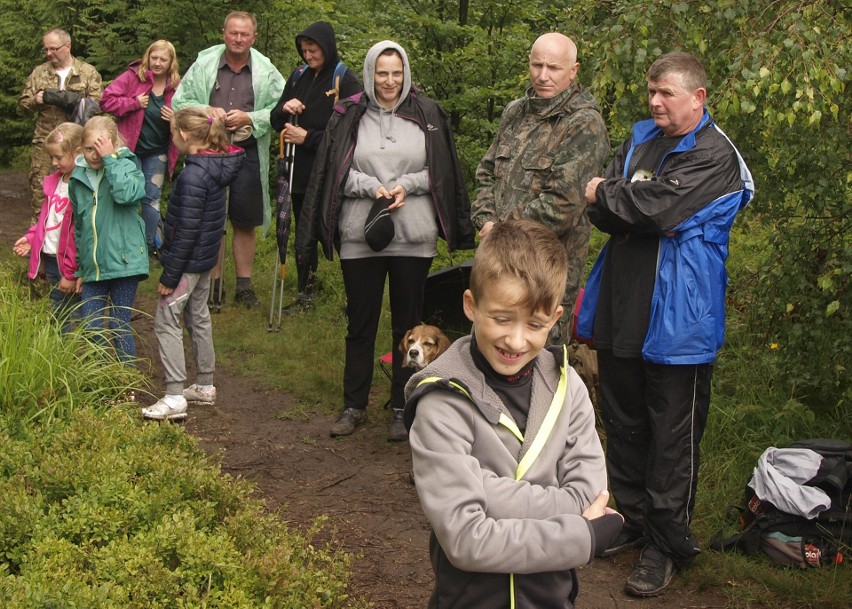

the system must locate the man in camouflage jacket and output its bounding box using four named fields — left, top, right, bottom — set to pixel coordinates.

left=18, top=28, right=102, bottom=218
left=471, top=33, right=609, bottom=341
